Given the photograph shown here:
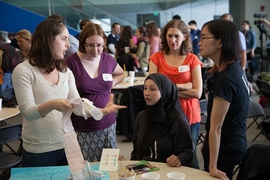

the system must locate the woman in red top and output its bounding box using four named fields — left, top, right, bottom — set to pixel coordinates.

left=149, top=19, right=202, bottom=169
